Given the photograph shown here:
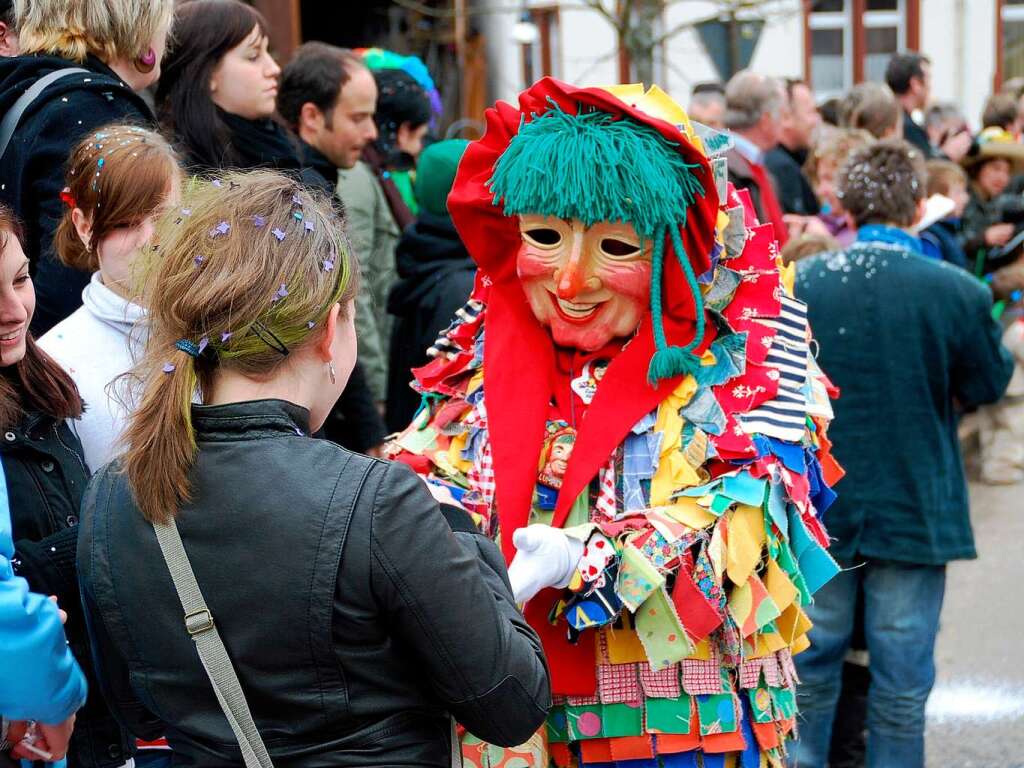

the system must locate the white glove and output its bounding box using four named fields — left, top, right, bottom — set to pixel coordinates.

left=507, top=525, right=585, bottom=605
